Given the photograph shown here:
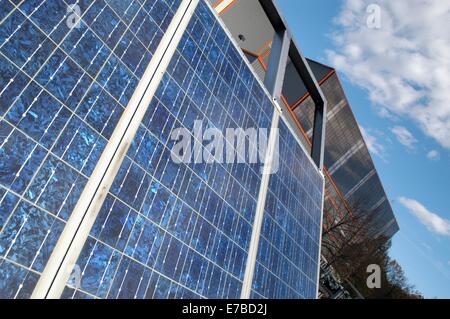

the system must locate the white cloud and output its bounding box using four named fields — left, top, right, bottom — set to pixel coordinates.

left=427, top=150, right=440, bottom=161
left=399, top=197, right=450, bottom=237
left=391, top=126, right=418, bottom=149
left=359, top=125, right=386, bottom=159
left=327, top=0, right=450, bottom=150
